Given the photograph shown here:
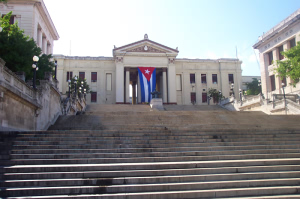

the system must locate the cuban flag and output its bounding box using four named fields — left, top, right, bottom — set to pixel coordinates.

left=138, top=67, right=156, bottom=102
